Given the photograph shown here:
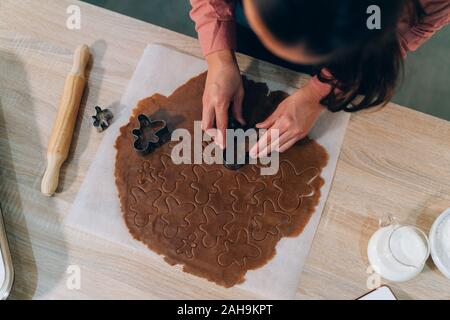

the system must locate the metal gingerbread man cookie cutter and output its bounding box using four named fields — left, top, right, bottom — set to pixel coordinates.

left=92, top=106, right=113, bottom=132
left=132, top=114, right=169, bottom=156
